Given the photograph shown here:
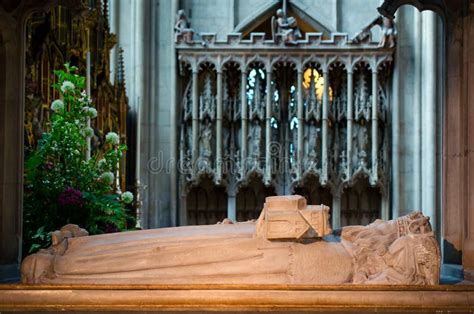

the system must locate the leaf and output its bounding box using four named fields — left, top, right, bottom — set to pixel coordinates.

left=31, top=226, right=46, bottom=239
left=29, top=244, right=42, bottom=254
